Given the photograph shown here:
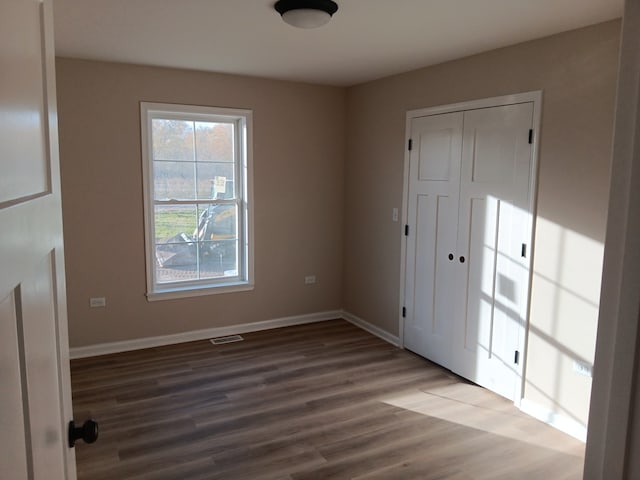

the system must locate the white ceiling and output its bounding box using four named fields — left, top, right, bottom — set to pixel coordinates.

left=53, top=0, right=623, bottom=87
